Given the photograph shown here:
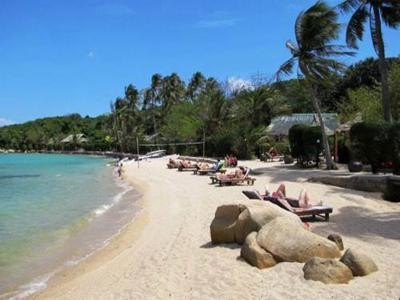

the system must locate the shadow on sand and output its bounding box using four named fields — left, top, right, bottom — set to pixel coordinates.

left=312, top=205, right=400, bottom=240
left=200, top=241, right=241, bottom=250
